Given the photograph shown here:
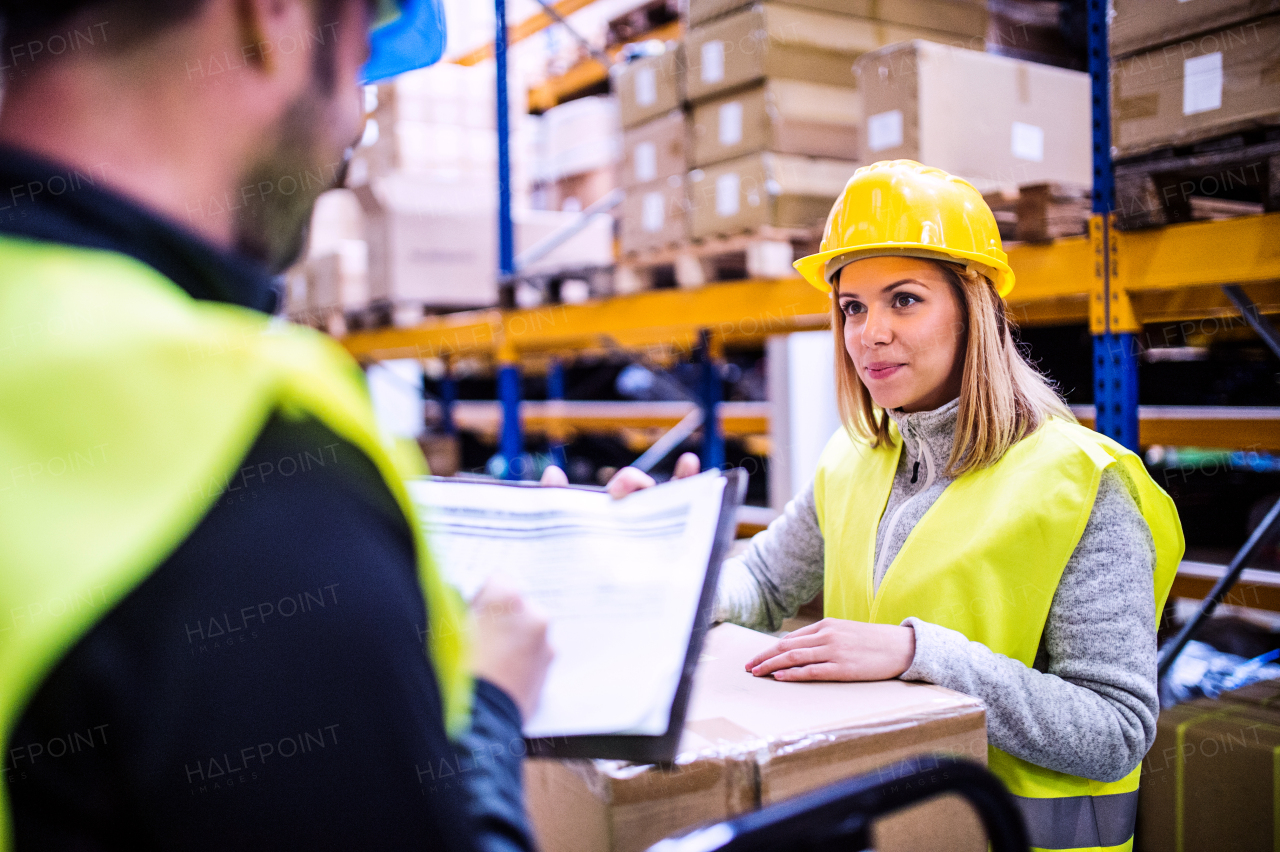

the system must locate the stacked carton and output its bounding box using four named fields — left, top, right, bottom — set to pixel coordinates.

left=682, top=0, right=991, bottom=241
left=540, top=95, right=623, bottom=212
left=526, top=624, right=990, bottom=852
left=615, top=46, right=689, bottom=255
left=853, top=41, right=1093, bottom=195
left=1139, top=678, right=1280, bottom=851
left=1110, top=0, right=1280, bottom=156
